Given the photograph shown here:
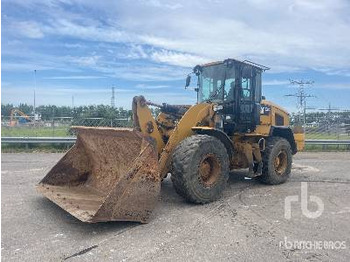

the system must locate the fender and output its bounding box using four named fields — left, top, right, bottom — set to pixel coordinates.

left=158, top=103, right=213, bottom=178
left=192, top=127, right=234, bottom=160
left=269, top=126, right=297, bottom=154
